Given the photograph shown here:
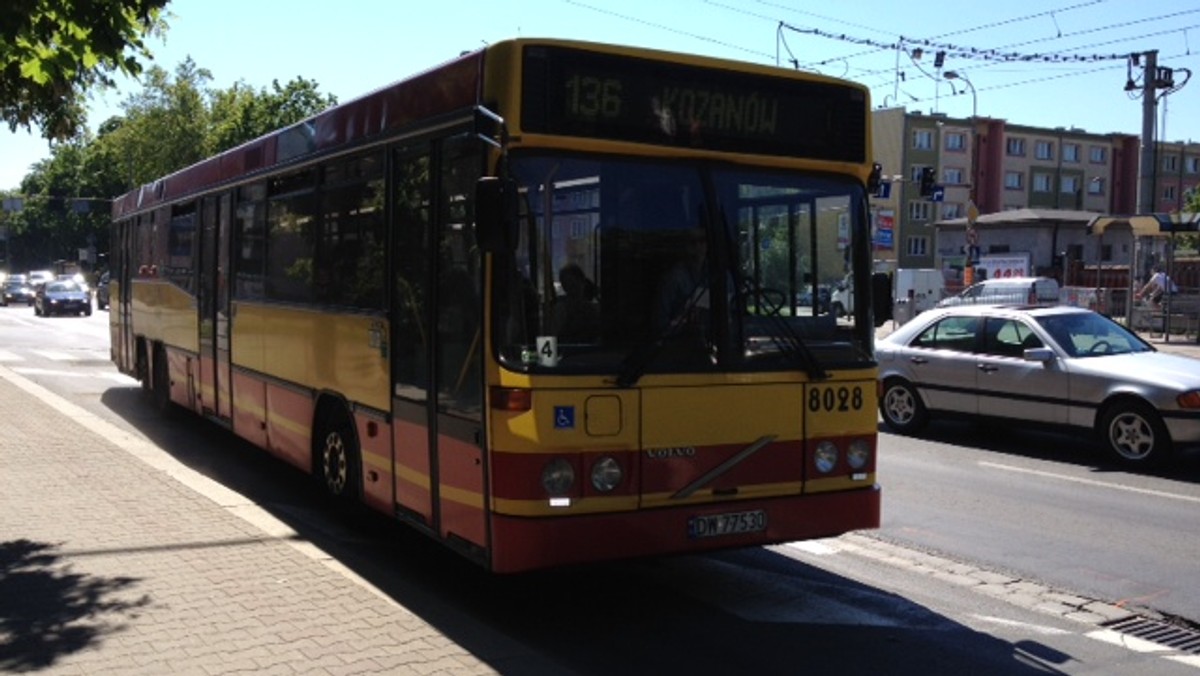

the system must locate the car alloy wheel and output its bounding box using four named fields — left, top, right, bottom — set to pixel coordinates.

left=1103, top=402, right=1170, bottom=467
left=880, top=378, right=928, bottom=434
